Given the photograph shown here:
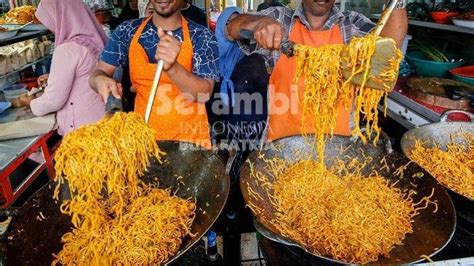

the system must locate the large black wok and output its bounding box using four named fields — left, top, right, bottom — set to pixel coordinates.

left=240, top=134, right=456, bottom=264
left=0, top=141, right=229, bottom=265
left=401, top=110, right=474, bottom=227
